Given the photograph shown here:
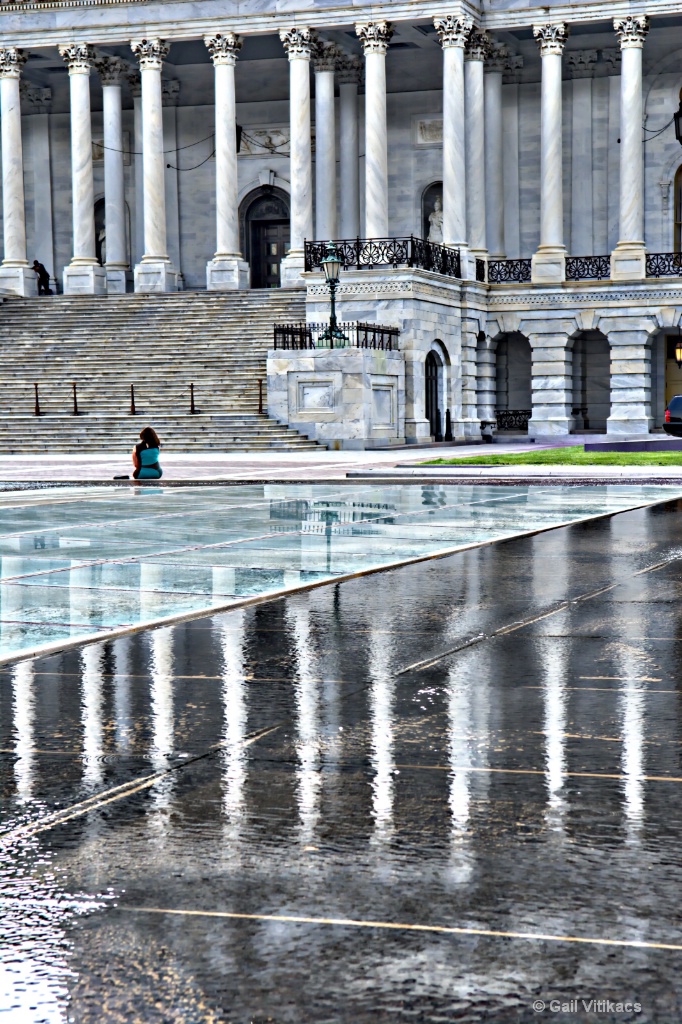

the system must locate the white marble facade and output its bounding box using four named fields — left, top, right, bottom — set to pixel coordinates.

left=2, top=0, right=682, bottom=434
